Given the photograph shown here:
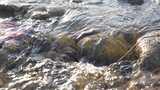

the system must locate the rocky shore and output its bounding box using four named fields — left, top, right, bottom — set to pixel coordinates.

left=0, top=0, right=160, bottom=90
